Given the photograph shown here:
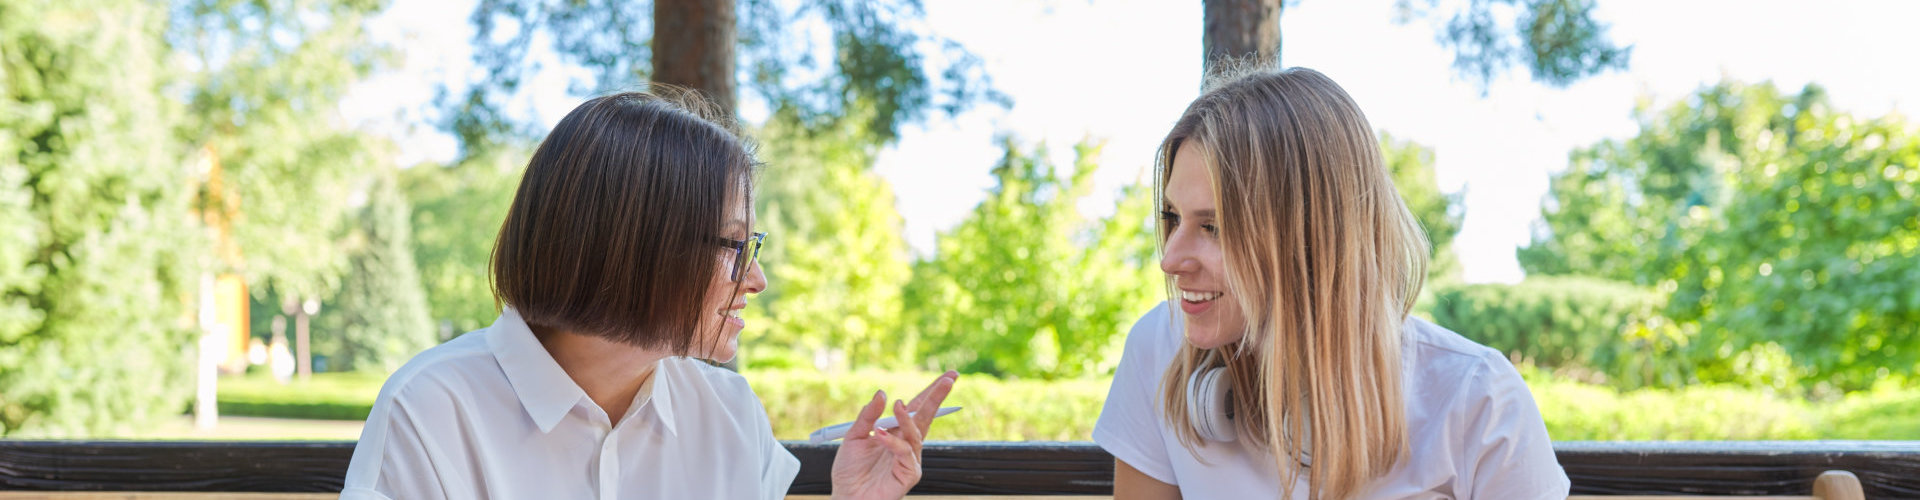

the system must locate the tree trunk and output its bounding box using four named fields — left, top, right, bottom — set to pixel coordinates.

left=654, top=0, right=740, bottom=370
left=1202, top=0, right=1283, bottom=77
left=653, top=0, right=737, bottom=118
